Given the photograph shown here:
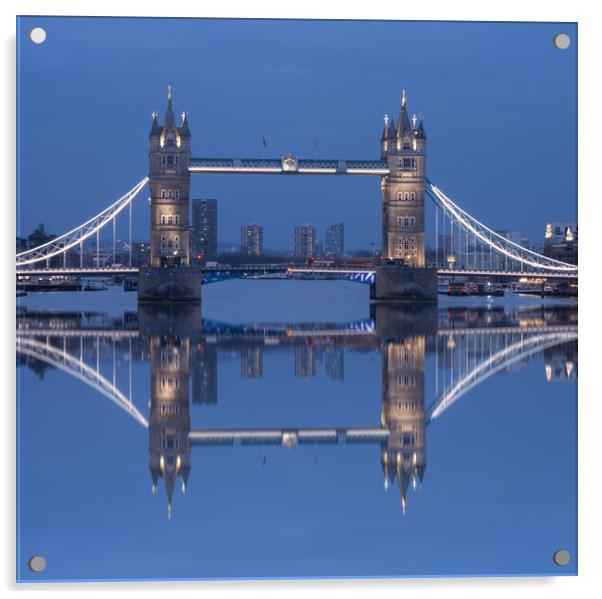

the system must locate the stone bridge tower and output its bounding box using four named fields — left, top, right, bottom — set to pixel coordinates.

left=148, top=86, right=191, bottom=267
left=139, top=86, right=201, bottom=302
left=380, top=91, right=427, bottom=267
